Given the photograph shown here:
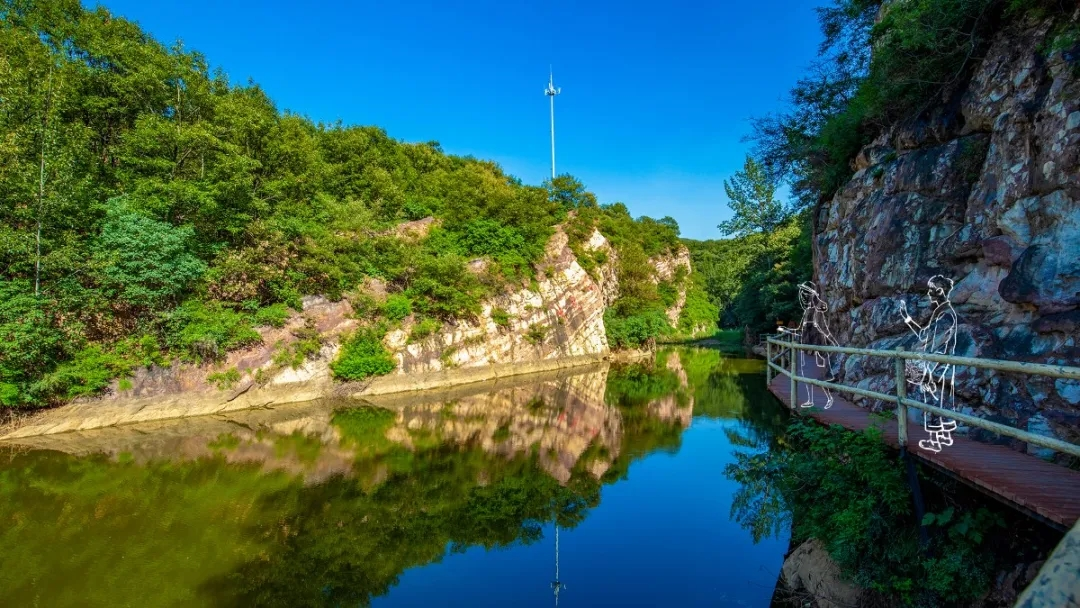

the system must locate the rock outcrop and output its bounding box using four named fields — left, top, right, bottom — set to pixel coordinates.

left=1, top=226, right=695, bottom=438
left=384, top=226, right=612, bottom=374
left=779, top=539, right=864, bottom=608
left=816, top=15, right=1080, bottom=455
